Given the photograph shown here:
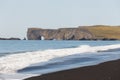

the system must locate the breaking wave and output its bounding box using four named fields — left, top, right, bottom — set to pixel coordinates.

left=0, top=44, right=120, bottom=74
